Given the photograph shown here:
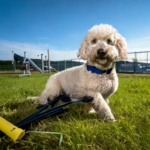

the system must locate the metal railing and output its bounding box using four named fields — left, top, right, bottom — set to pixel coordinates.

left=116, top=51, right=150, bottom=73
